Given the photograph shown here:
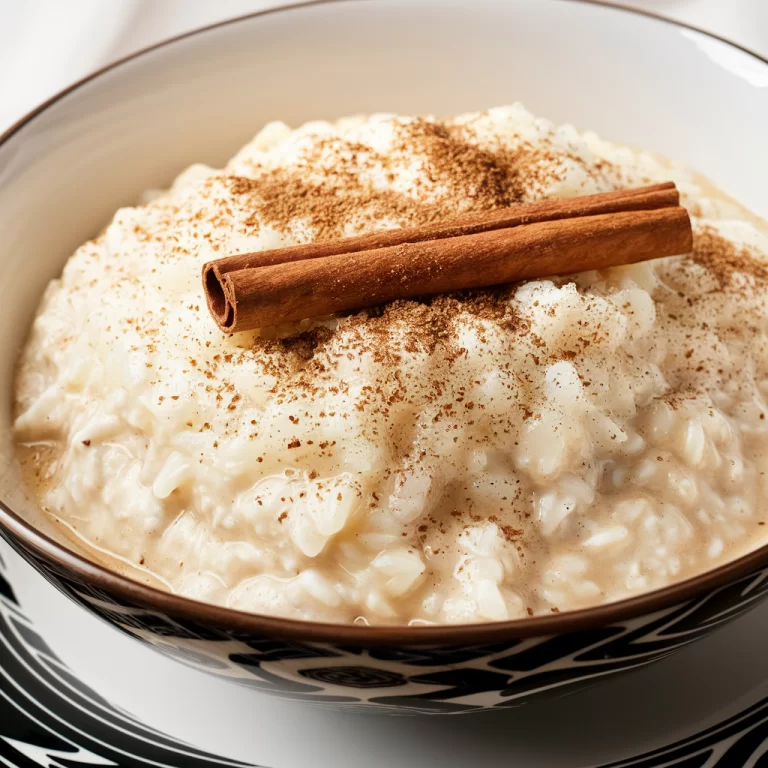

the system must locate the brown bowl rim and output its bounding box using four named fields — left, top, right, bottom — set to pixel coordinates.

left=1, top=0, right=767, bottom=646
